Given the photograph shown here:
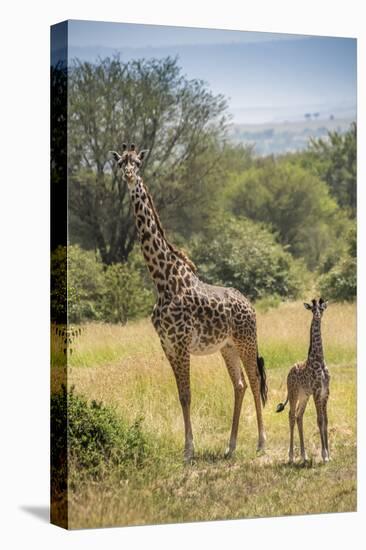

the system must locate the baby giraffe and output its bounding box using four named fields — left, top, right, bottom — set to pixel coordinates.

left=276, top=298, right=330, bottom=463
